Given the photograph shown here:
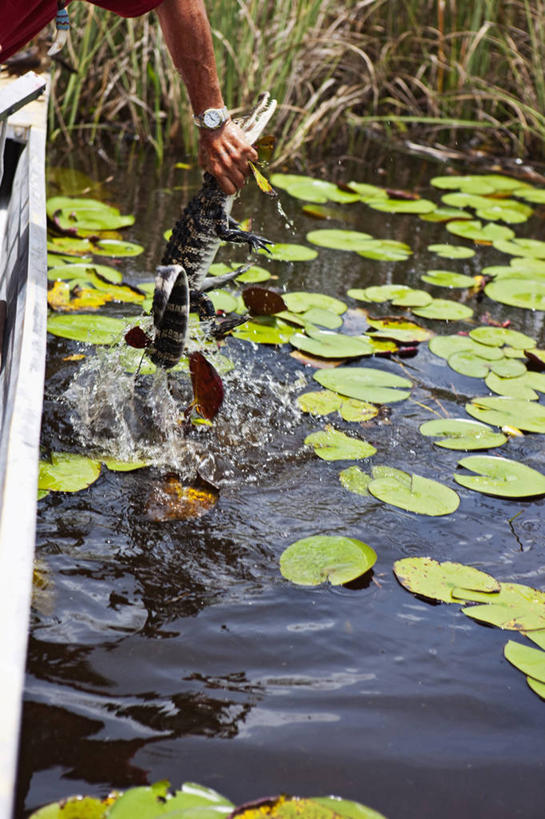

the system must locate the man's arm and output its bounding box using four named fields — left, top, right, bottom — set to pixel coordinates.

left=155, top=0, right=258, bottom=195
